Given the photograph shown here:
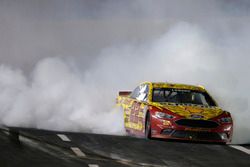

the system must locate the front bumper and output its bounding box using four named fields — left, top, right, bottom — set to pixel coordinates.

left=151, top=116, right=233, bottom=143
